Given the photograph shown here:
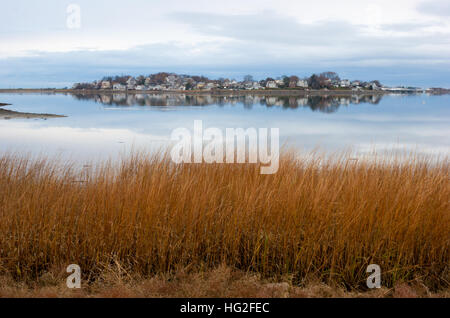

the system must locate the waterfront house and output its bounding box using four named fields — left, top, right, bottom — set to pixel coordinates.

left=297, top=79, right=308, bottom=88
left=196, top=82, right=206, bottom=90
left=340, top=79, right=351, bottom=88
left=252, top=82, right=262, bottom=90
left=368, top=82, right=380, bottom=90
left=205, top=83, right=216, bottom=90
left=113, top=83, right=126, bottom=91
left=127, top=77, right=137, bottom=90
left=101, top=81, right=111, bottom=89
left=266, top=81, right=278, bottom=89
